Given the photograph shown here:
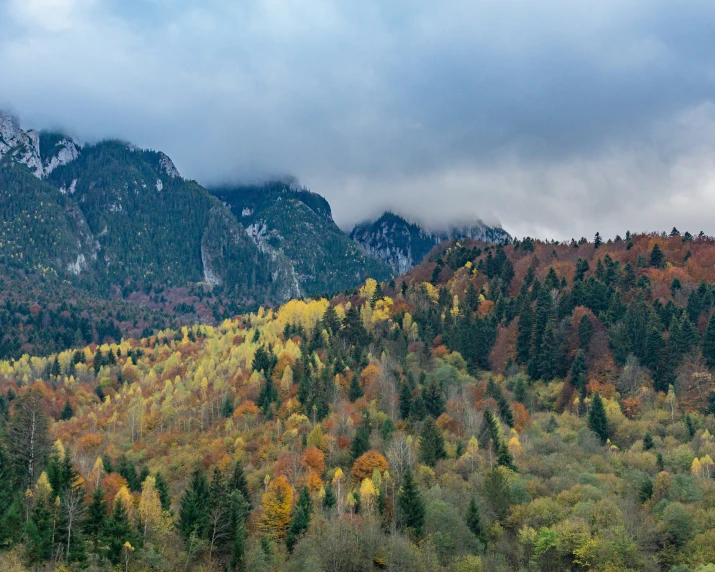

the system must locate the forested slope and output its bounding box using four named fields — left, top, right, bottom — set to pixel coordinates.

left=1, top=232, right=715, bottom=570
